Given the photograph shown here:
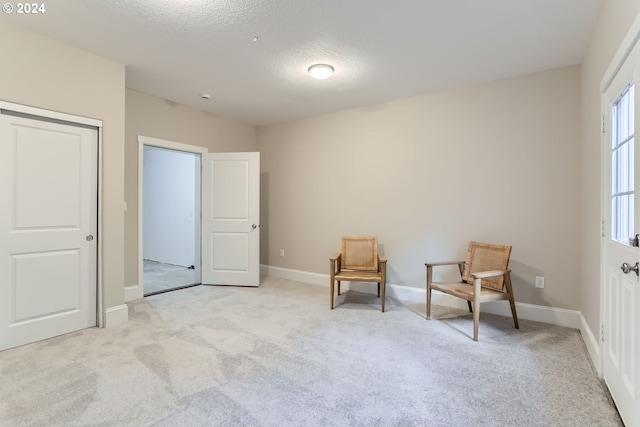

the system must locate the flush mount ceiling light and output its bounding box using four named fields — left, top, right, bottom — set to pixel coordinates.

left=308, top=64, right=334, bottom=80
